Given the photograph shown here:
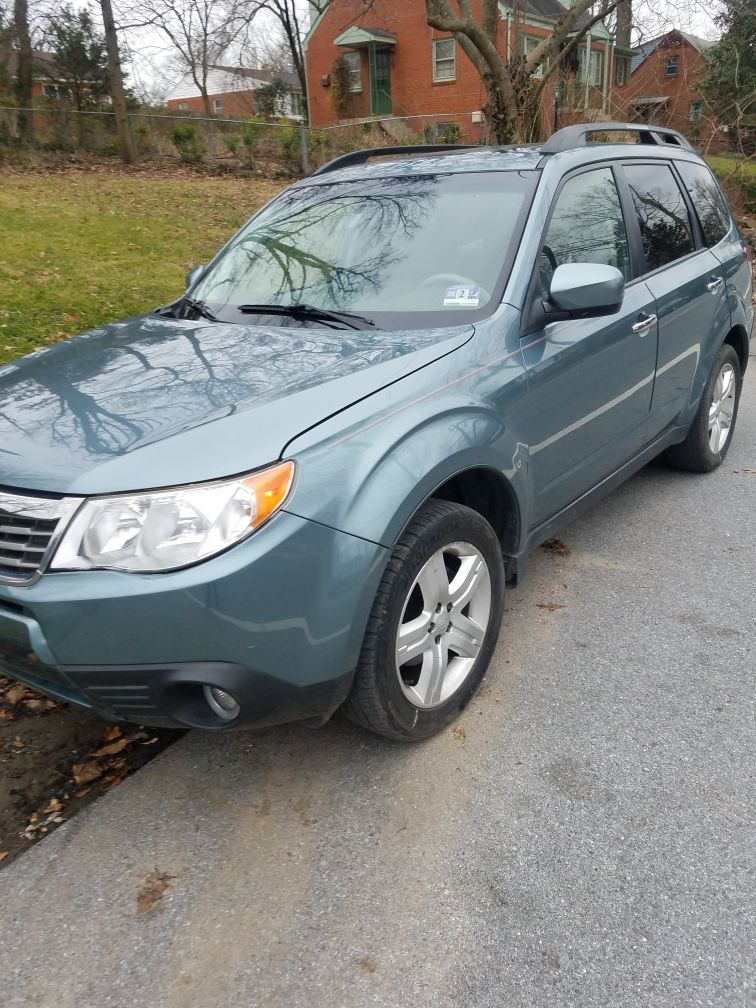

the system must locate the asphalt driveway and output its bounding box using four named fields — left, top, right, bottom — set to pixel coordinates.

left=1, top=360, right=754, bottom=1008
